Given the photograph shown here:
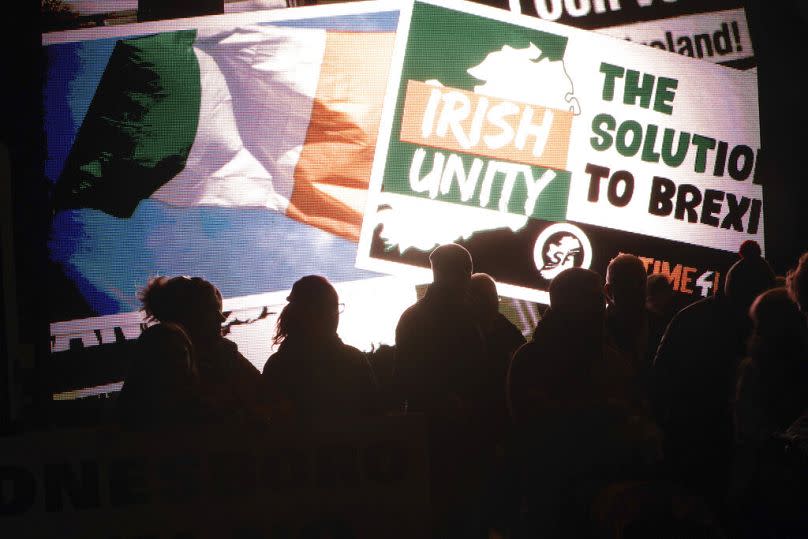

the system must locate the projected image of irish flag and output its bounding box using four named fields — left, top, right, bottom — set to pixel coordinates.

left=53, top=22, right=395, bottom=240
left=44, top=6, right=415, bottom=363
